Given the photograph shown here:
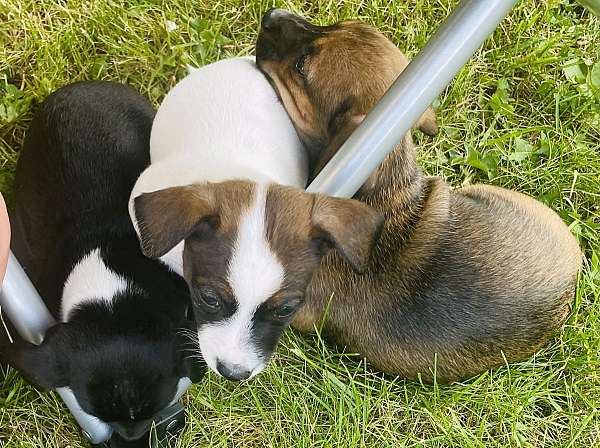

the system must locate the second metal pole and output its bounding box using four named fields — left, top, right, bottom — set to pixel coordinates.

left=307, top=0, right=520, bottom=198
left=0, top=253, right=114, bottom=444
